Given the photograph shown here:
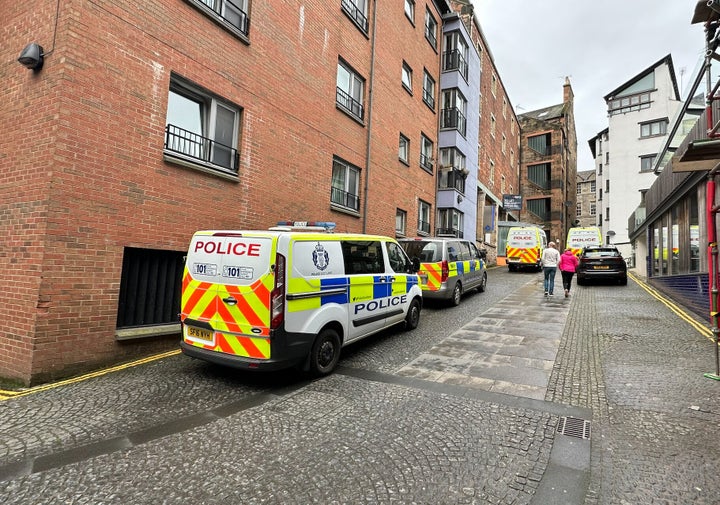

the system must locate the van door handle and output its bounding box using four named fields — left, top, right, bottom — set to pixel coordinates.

left=222, top=296, right=238, bottom=306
